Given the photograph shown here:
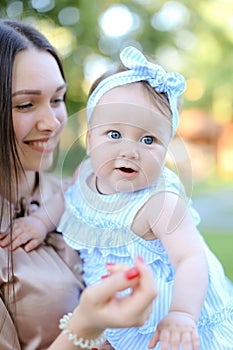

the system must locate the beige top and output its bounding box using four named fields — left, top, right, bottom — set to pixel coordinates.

left=0, top=173, right=84, bottom=350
